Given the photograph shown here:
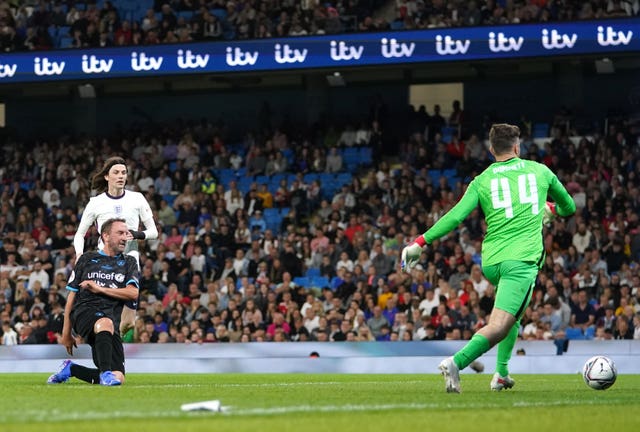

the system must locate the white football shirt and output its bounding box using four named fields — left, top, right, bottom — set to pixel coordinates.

left=74, top=190, right=157, bottom=255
